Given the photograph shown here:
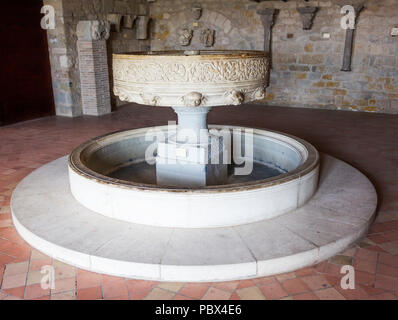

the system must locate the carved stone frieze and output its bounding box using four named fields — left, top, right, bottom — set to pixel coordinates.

left=113, top=51, right=270, bottom=108
left=113, top=57, right=267, bottom=83
left=140, top=93, right=160, bottom=106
